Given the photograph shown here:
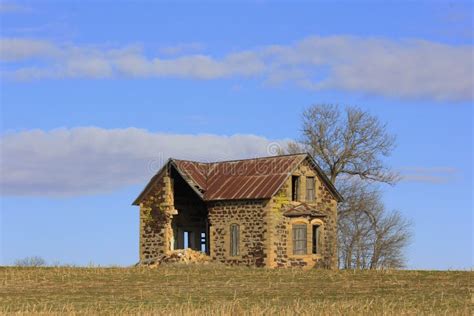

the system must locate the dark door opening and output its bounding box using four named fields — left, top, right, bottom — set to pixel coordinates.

left=169, top=165, right=210, bottom=254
